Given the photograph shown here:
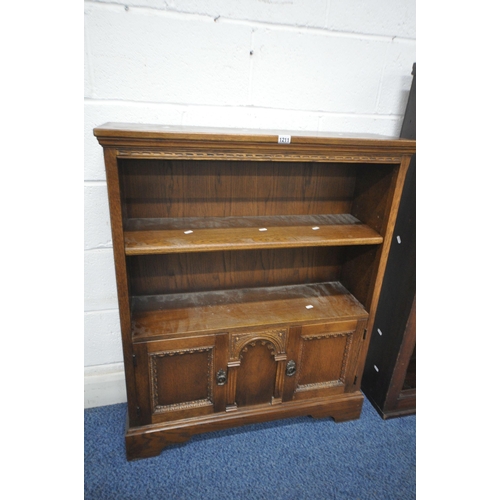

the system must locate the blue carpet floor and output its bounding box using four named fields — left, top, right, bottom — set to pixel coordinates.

left=84, top=398, right=415, bottom=499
